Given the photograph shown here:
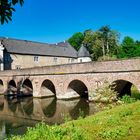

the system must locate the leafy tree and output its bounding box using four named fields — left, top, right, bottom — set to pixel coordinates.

left=120, top=36, right=136, bottom=58
left=91, top=31, right=103, bottom=60
left=99, top=25, right=111, bottom=56
left=135, top=40, right=140, bottom=46
left=83, top=29, right=94, bottom=53
left=132, top=40, right=140, bottom=57
left=68, top=32, right=84, bottom=51
left=82, top=27, right=120, bottom=61
left=69, top=26, right=120, bottom=61
left=83, top=30, right=103, bottom=60
left=0, top=0, right=24, bottom=24
left=108, top=30, right=120, bottom=56
left=99, top=25, right=120, bottom=57
left=134, top=44, right=140, bottom=57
